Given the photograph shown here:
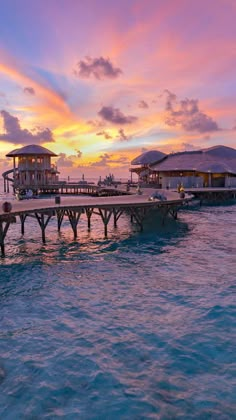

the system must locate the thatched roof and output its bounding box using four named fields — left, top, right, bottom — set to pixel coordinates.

left=6, top=144, right=57, bottom=157
left=204, top=145, right=236, bottom=159
left=131, top=150, right=166, bottom=165
left=150, top=146, right=236, bottom=174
